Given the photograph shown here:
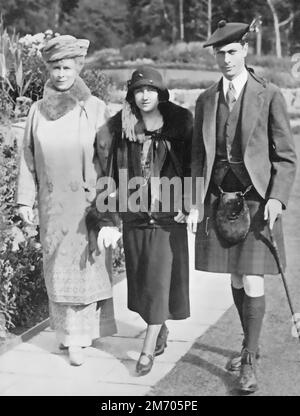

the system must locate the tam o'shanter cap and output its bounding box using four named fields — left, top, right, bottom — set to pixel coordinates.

left=41, top=35, right=90, bottom=62
left=126, top=66, right=169, bottom=102
left=203, top=20, right=250, bottom=48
